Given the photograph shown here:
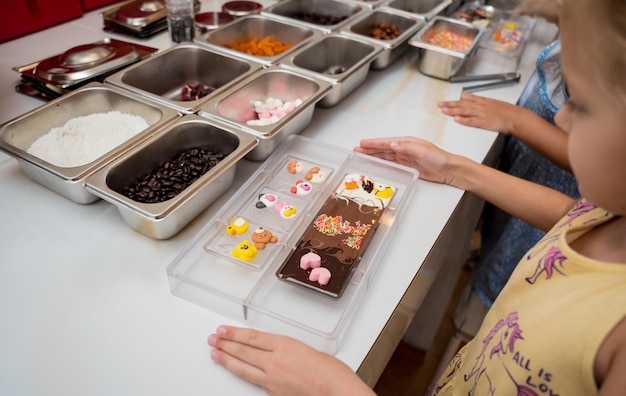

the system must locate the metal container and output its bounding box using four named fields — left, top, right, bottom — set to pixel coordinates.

left=0, top=83, right=179, bottom=204
left=340, top=9, right=425, bottom=70
left=199, top=66, right=332, bottom=161
left=13, top=38, right=158, bottom=100
left=194, top=12, right=235, bottom=36
left=279, top=34, right=383, bottom=107
left=105, top=43, right=262, bottom=114
left=261, top=0, right=368, bottom=34
left=194, top=14, right=322, bottom=65
left=337, top=0, right=391, bottom=10
left=383, top=0, right=453, bottom=21
left=450, top=1, right=495, bottom=27
left=222, top=1, right=263, bottom=17
left=84, top=115, right=258, bottom=239
left=101, top=0, right=168, bottom=38
left=408, top=16, right=484, bottom=80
